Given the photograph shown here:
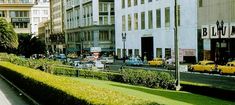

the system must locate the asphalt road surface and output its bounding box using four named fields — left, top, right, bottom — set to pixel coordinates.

left=0, top=77, right=33, bottom=105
